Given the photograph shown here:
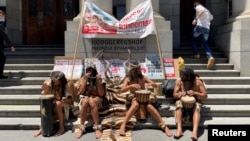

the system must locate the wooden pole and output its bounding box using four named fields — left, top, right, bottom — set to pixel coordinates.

left=149, top=0, right=166, bottom=79
left=70, top=0, right=86, bottom=80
